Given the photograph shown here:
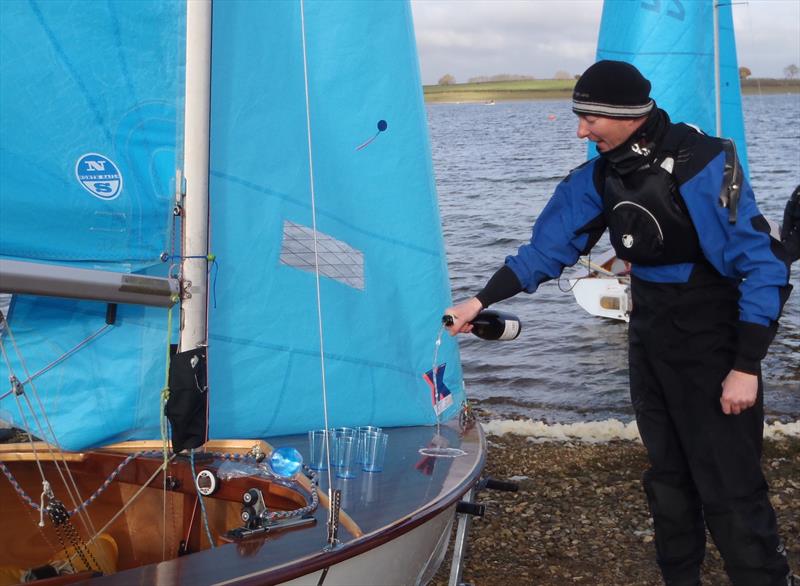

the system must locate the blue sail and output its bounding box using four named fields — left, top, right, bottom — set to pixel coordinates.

left=0, top=0, right=463, bottom=449
left=0, top=1, right=184, bottom=449
left=207, top=0, right=463, bottom=438
left=0, top=0, right=183, bottom=267
left=595, top=0, right=748, bottom=176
